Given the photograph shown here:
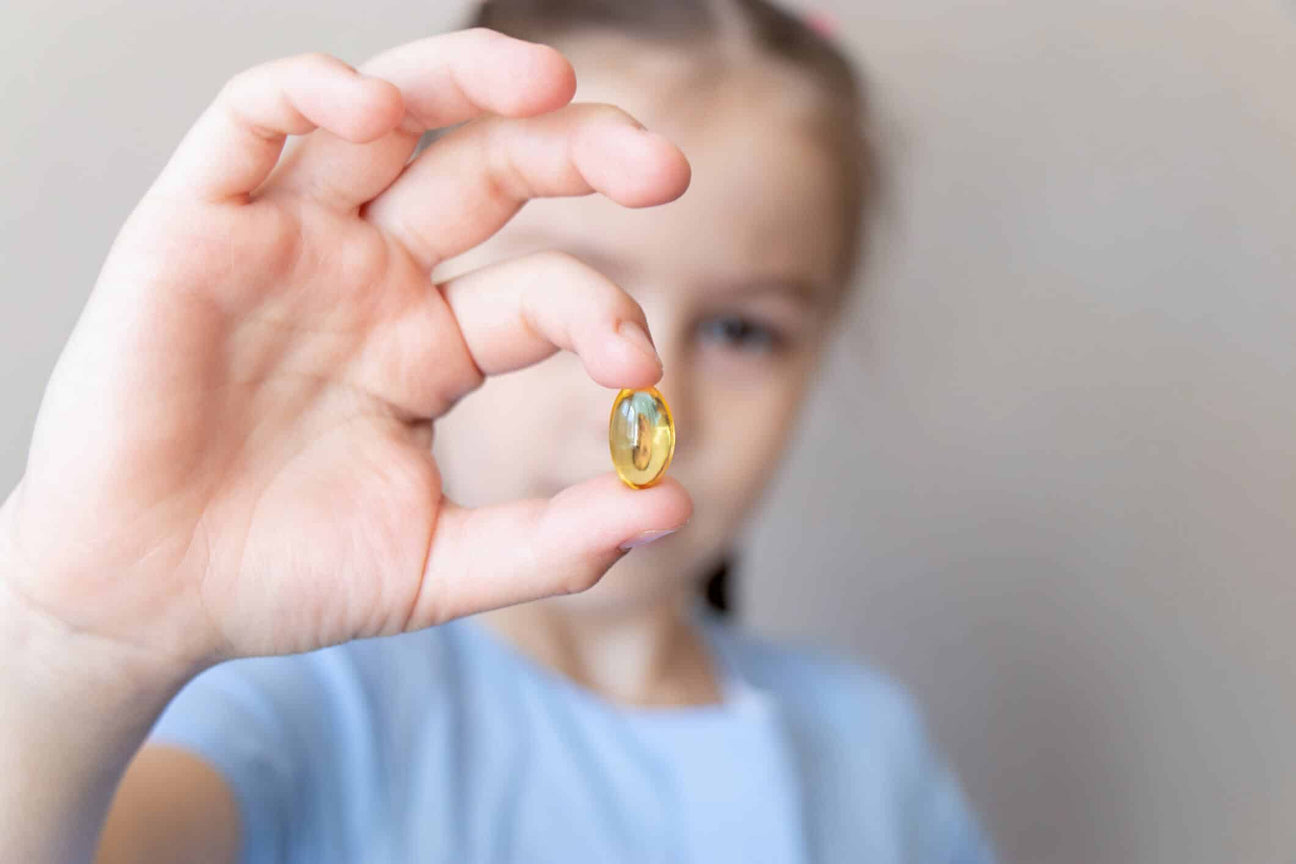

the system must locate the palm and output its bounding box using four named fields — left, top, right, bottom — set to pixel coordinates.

left=2, top=32, right=691, bottom=672
left=14, top=193, right=439, bottom=660
left=189, top=208, right=444, bottom=656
